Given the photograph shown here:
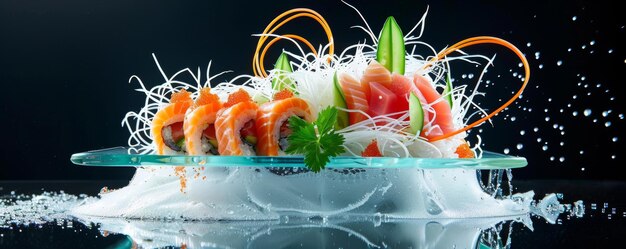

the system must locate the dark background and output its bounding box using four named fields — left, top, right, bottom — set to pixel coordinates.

left=0, top=0, right=623, bottom=181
